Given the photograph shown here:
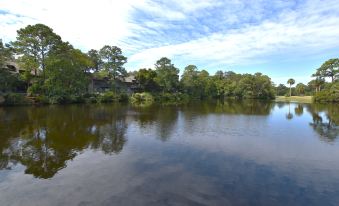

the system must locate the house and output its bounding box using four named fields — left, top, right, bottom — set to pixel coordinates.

left=2, top=61, right=40, bottom=76
left=88, top=75, right=139, bottom=94
left=88, top=77, right=111, bottom=93
left=123, top=75, right=140, bottom=93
